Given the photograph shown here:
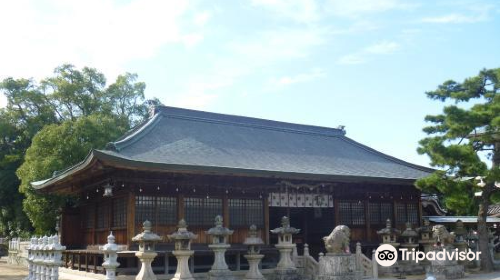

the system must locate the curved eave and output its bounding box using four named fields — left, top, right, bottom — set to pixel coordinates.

left=31, top=149, right=100, bottom=190
left=33, top=149, right=431, bottom=191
